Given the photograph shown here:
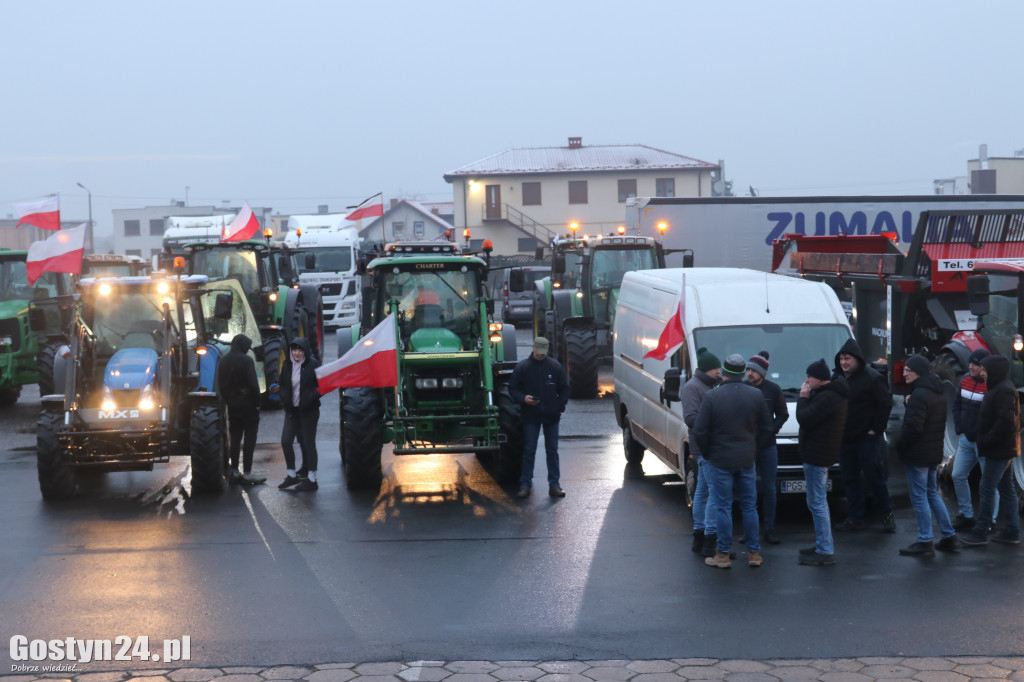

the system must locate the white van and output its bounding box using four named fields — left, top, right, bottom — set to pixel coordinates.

left=612, top=268, right=853, bottom=502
